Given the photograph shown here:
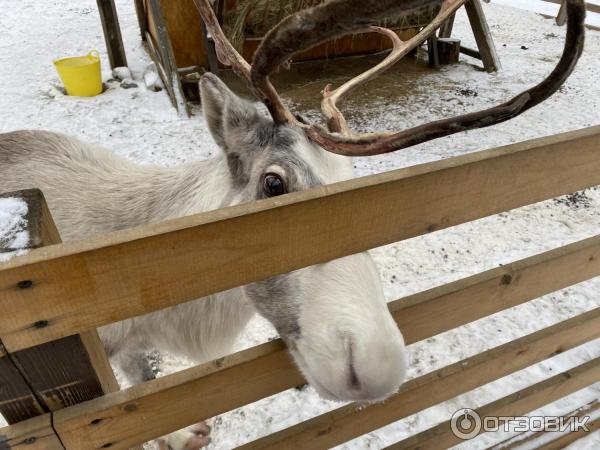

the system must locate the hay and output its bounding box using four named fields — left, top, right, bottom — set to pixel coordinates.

left=222, top=0, right=440, bottom=51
